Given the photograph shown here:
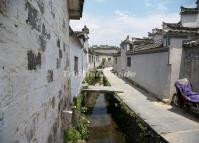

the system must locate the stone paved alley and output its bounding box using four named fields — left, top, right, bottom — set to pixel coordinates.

left=103, top=68, right=199, bottom=143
